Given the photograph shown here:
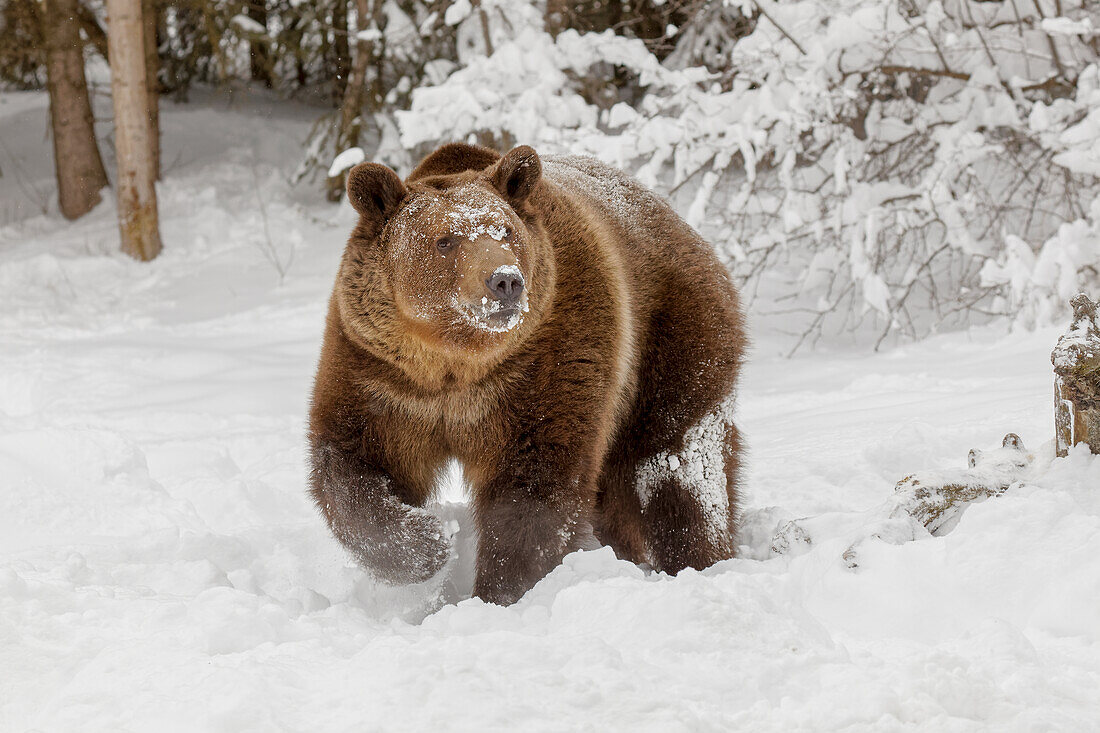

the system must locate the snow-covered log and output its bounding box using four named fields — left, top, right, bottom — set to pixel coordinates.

left=768, top=434, right=1033, bottom=567
left=888, top=434, right=1033, bottom=536
left=1053, top=293, right=1100, bottom=457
